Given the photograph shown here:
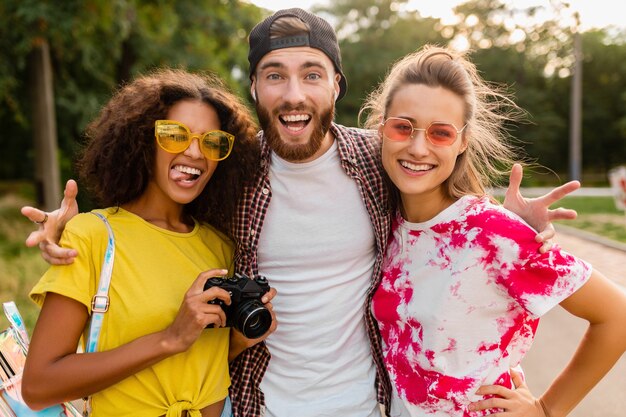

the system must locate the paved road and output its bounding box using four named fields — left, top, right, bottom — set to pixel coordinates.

left=522, top=227, right=626, bottom=417
left=490, top=187, right=616, bottom=198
